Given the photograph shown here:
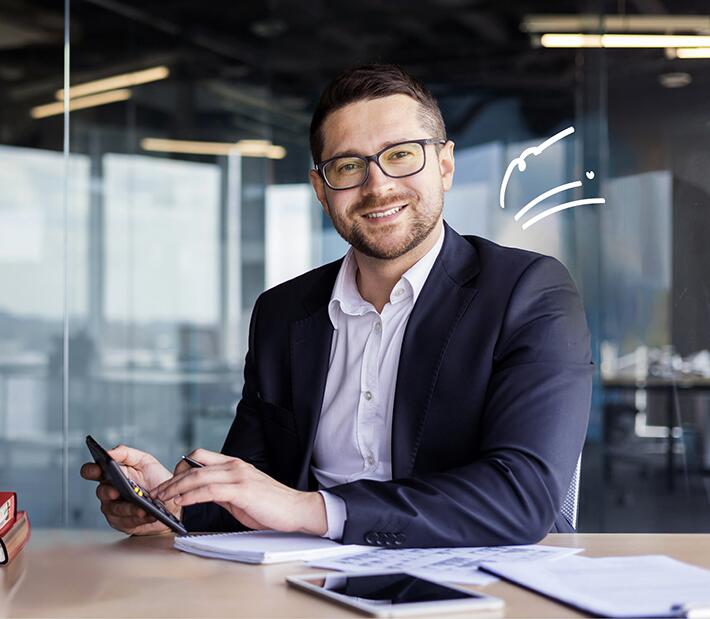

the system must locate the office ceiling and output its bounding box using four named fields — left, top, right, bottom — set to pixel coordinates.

left=1, top=0, right=709, bottom=148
